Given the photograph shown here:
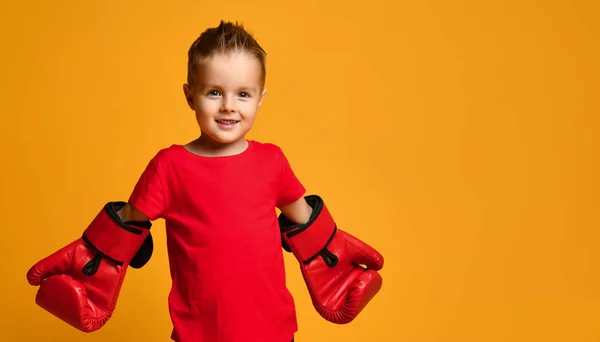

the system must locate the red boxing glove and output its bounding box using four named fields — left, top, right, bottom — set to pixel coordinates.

left=26, top=202, right=153, bottom=332
left=279, top=195, right=384, bottom=324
